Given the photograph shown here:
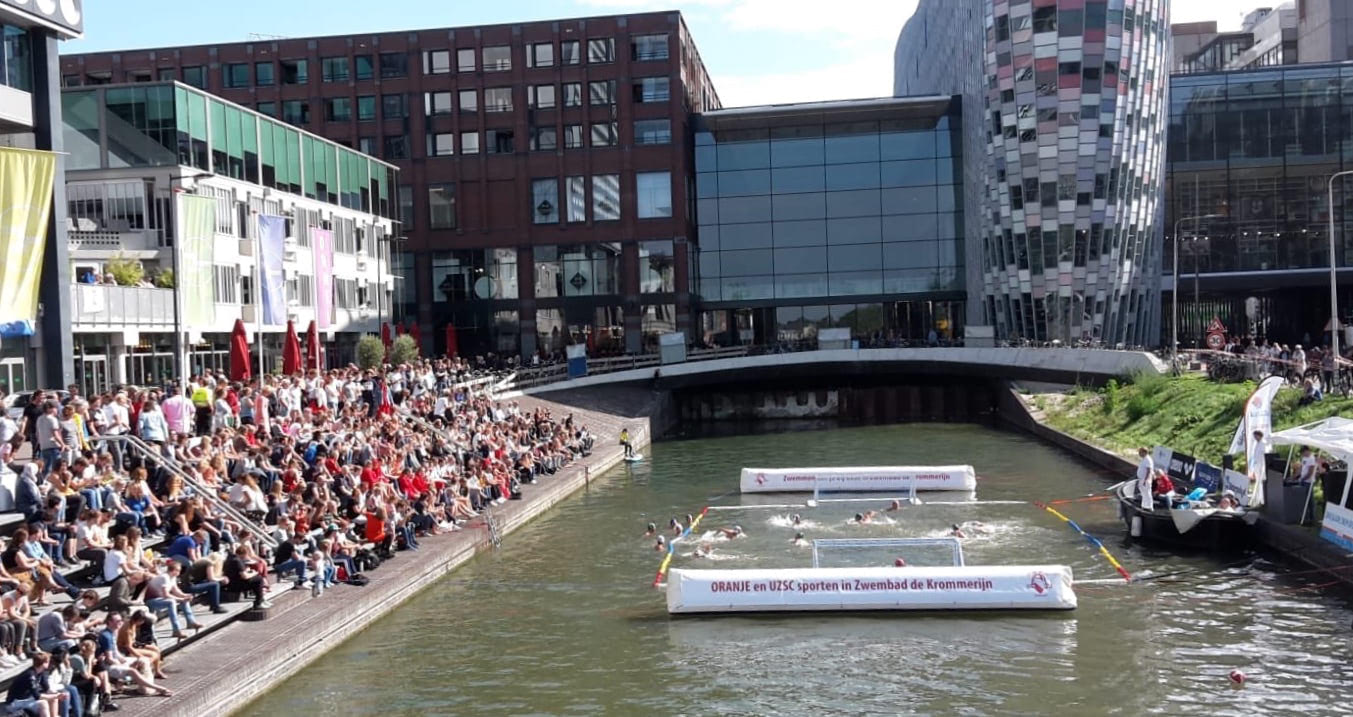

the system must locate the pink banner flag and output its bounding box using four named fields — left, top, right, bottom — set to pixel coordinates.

left=311, top=228, right=334, bottom=329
